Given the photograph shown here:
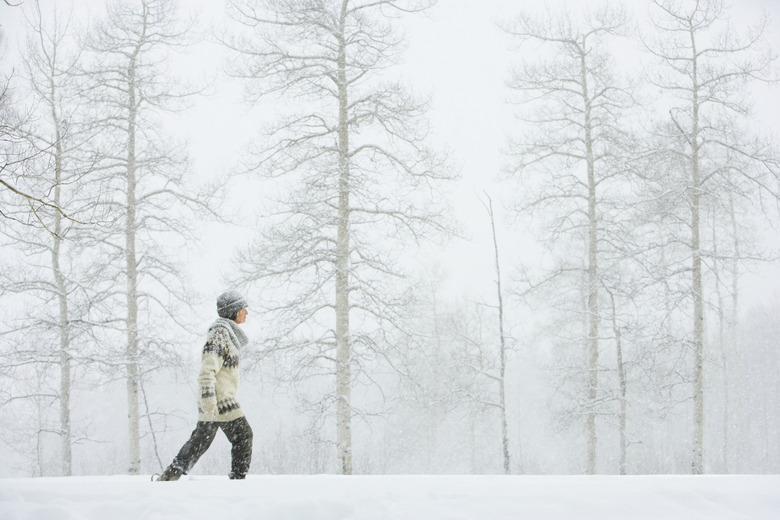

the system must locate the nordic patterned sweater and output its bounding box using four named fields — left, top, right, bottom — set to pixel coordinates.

left=197, top=318, right=248, bottom=423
